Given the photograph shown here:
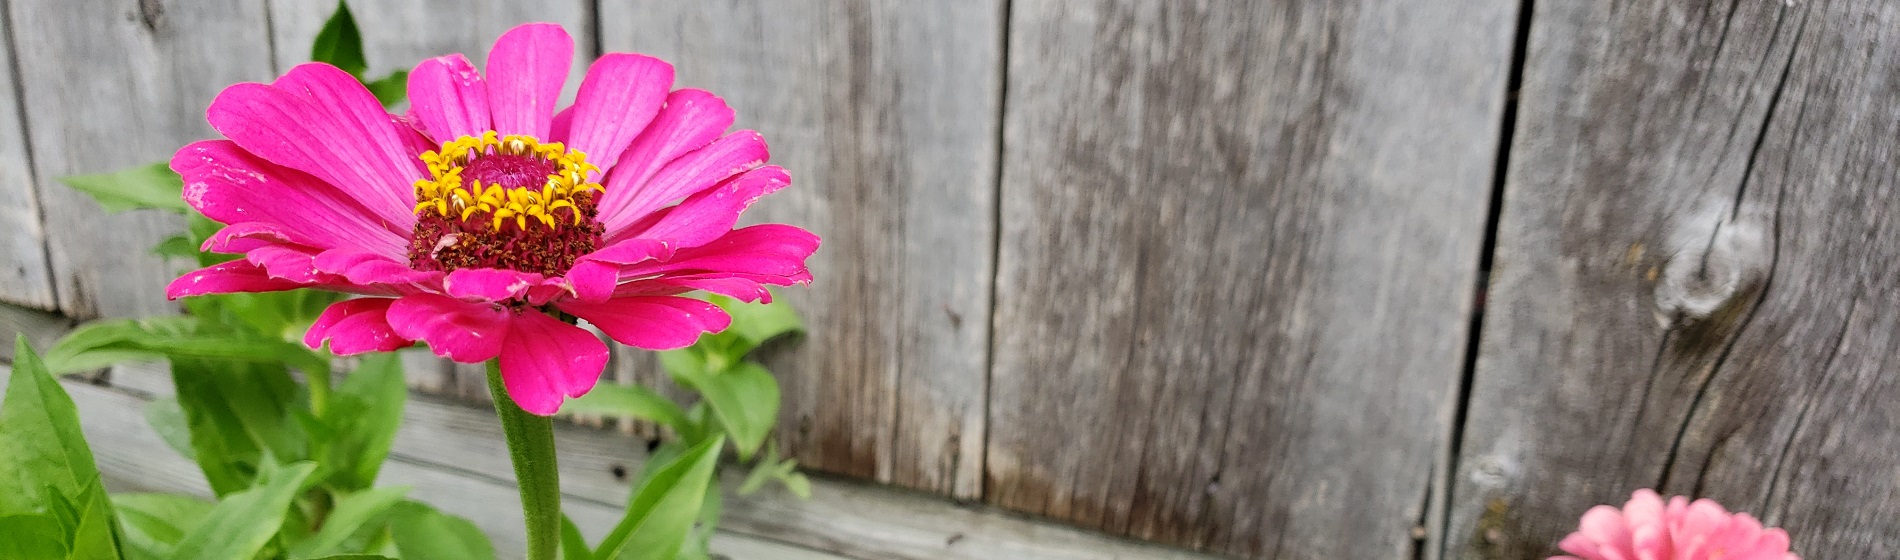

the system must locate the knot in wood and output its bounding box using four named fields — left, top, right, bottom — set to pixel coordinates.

left=1654, top=214, right=1769, bottom=328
